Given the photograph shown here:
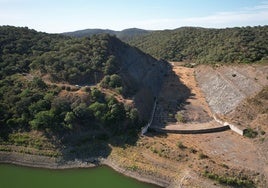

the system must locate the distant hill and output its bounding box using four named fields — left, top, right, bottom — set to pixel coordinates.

left=62, top=28, right=151, bottom=41
left=127, top=26, right=268, bottom=64
left=62, top=28, right=116, bottom=37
